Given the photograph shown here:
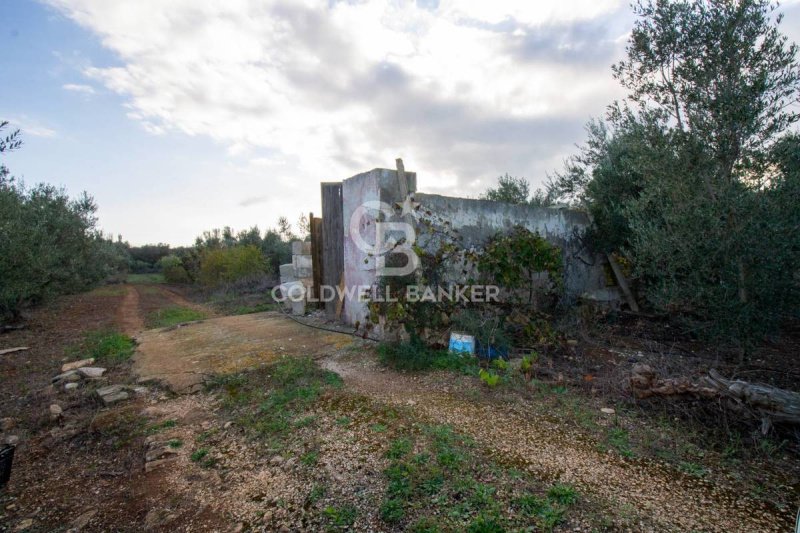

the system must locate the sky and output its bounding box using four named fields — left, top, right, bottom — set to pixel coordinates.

left=2, top=0, right=799, bottom=246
